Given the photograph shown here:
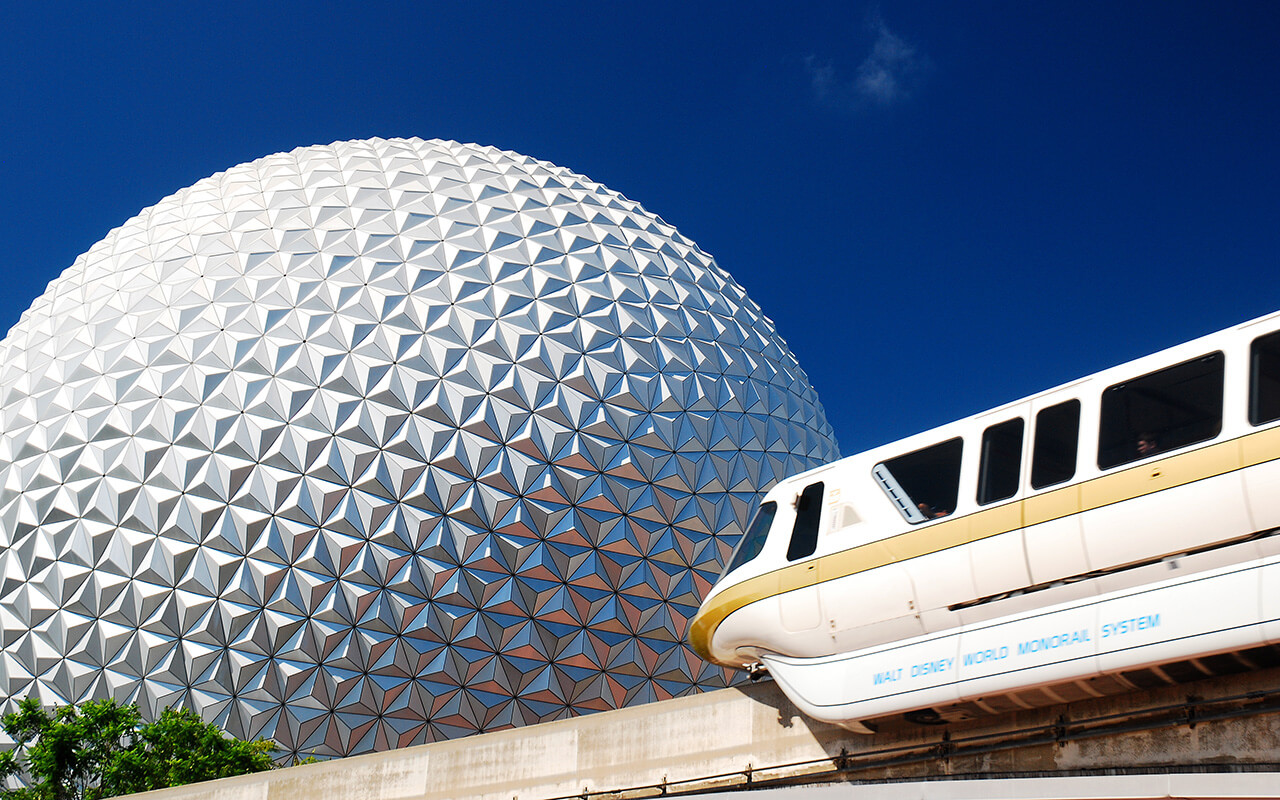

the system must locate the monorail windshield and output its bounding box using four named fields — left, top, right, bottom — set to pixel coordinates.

left=721, top=501, right=778, bottom=578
